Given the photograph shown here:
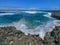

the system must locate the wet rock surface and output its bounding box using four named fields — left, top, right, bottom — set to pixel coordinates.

left=0, top=26, right=60, bottom=45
